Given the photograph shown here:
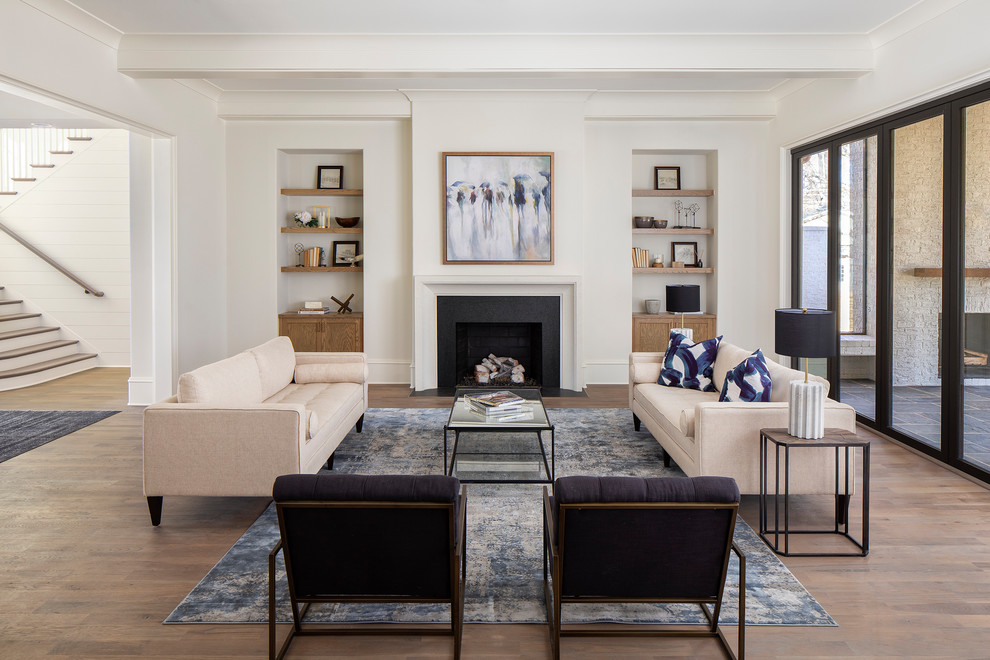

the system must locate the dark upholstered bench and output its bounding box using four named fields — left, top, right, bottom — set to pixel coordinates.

left=543, top=475, right=745, bottom=660
left=269, top=473, right=466, bottom=660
